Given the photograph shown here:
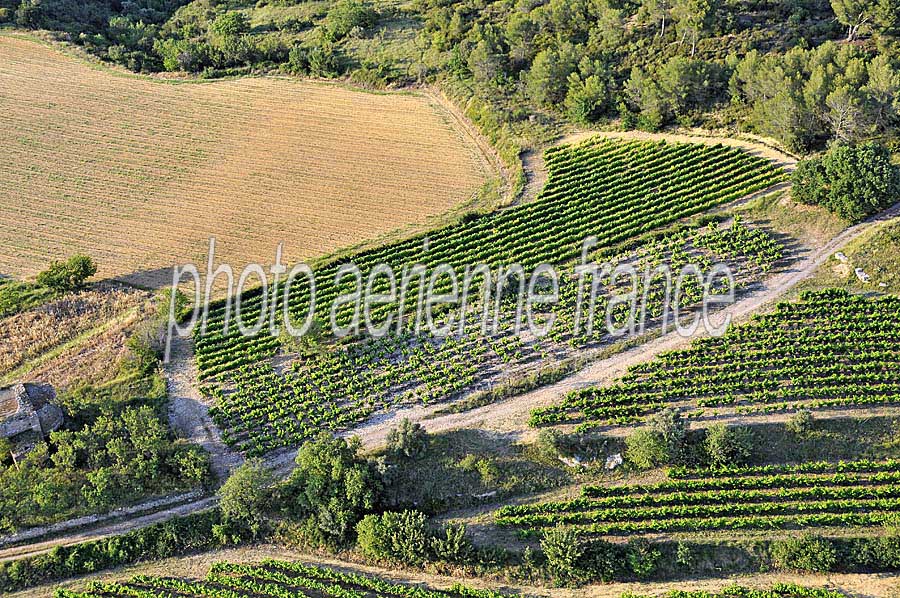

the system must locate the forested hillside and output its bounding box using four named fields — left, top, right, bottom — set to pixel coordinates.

left=3, top=0, right=899, bottom=159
